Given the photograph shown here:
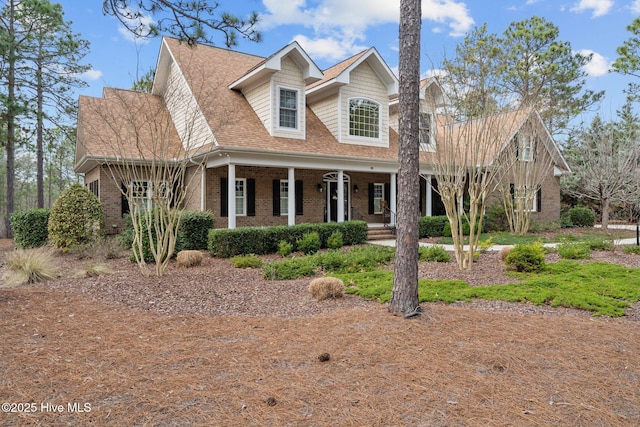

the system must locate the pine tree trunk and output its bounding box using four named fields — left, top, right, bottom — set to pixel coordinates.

left=389, top=0, right=421, bottom=317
